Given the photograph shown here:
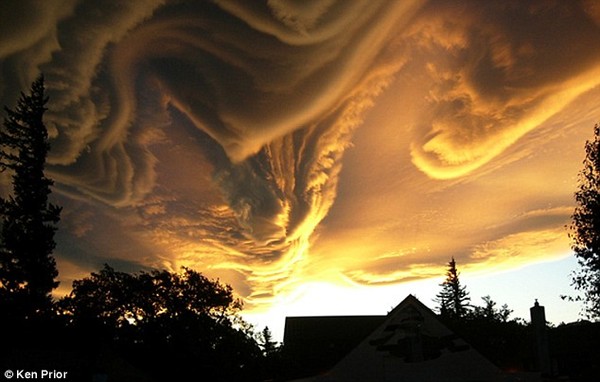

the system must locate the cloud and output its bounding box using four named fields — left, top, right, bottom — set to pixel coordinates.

left=0, top=1, right=75, bottom=76
left=28, top=0, right=421, bottom=303
left=403, top=1, right=600, bottom=179
left=2, top=0, right=599, bottom=315
left=470, top=228, right=570, bottom=272
left=1, top=0, right=414, bottom=212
